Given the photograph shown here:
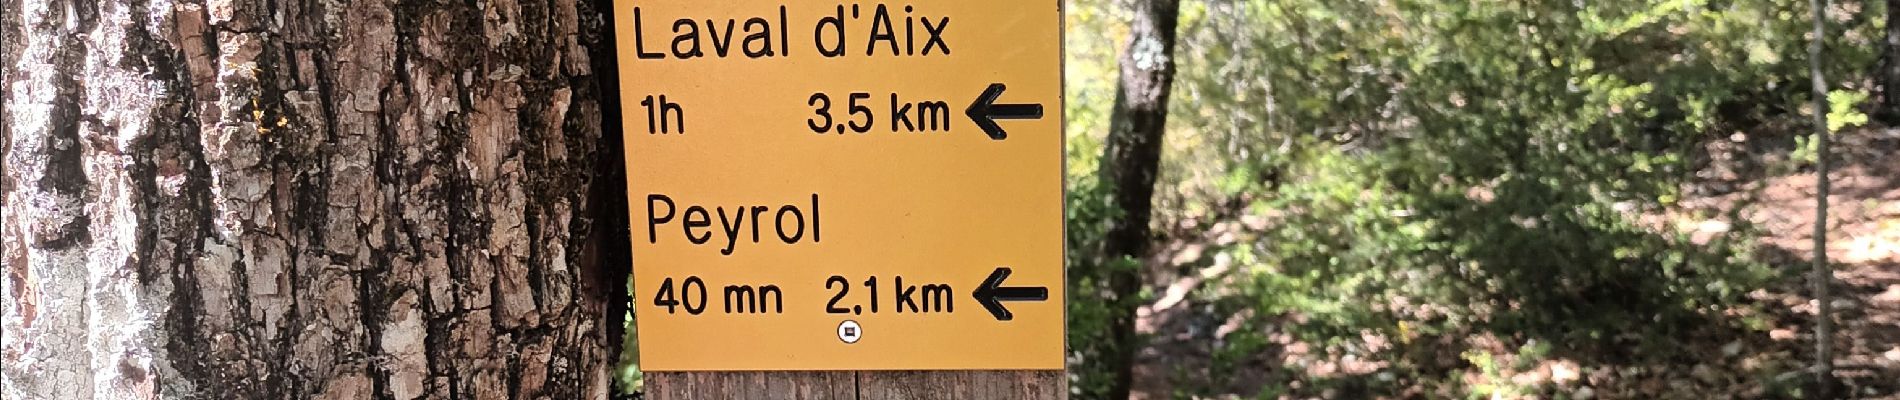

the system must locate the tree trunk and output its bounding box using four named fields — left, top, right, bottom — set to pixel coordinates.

left=1884, top=0, right=1900, bottom=121
left=1093, top=0, right=1181, bottom=398
left=1, top=0, right=623, bottom=398
left=1807, top=0, right=1836, bottom=395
